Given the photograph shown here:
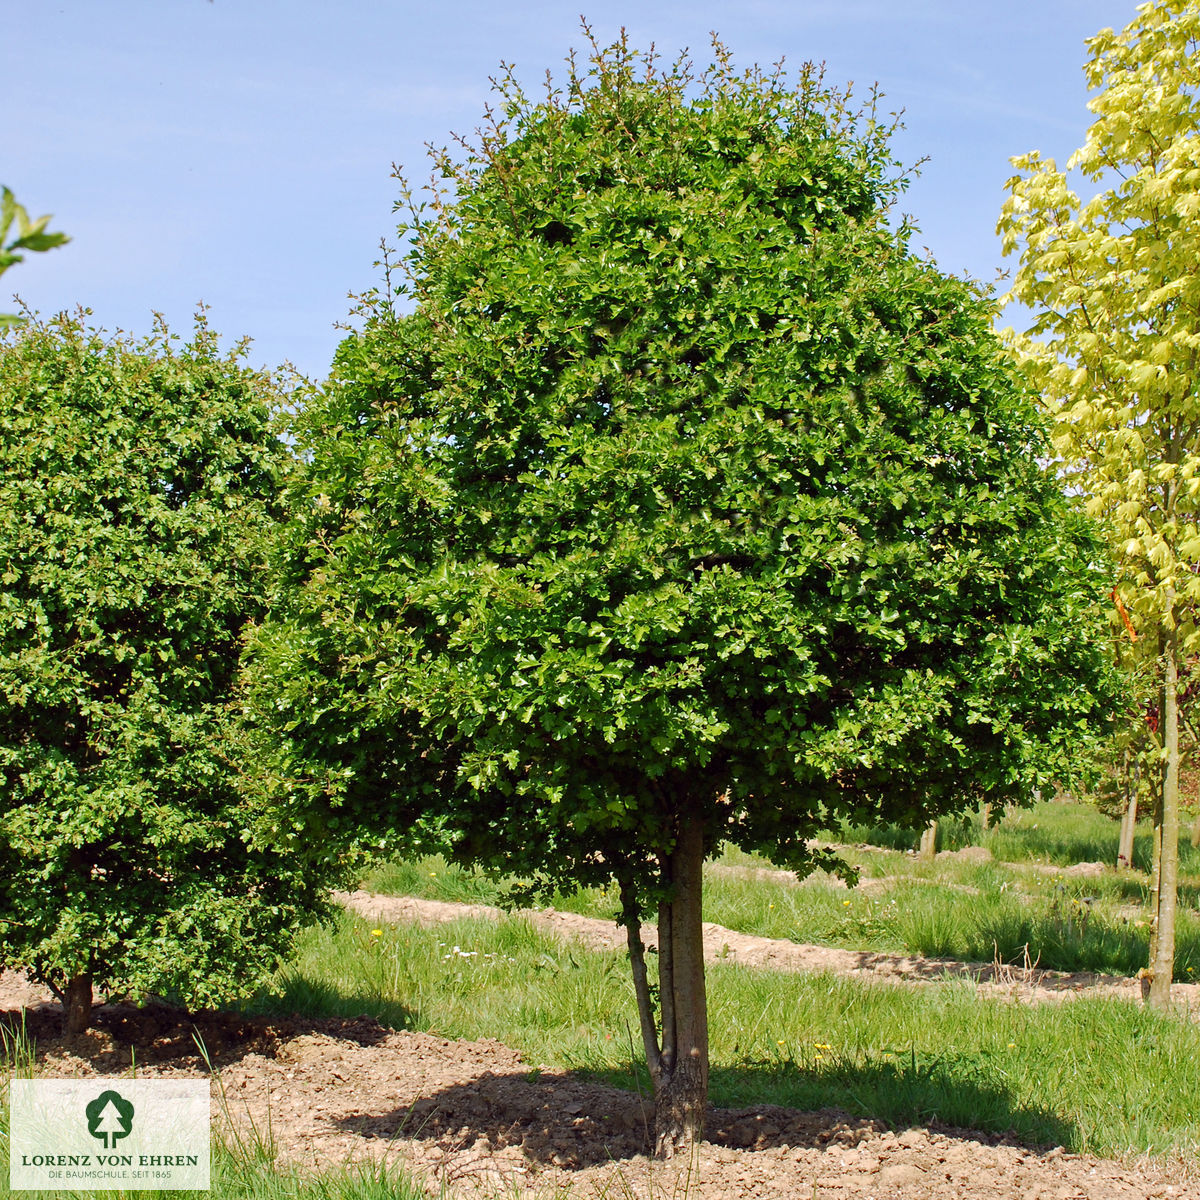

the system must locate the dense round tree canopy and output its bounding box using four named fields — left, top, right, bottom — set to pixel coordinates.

left=0, top=311, right=324, bottom=1032
left=257, top=42, right=1110, bottom=882
left=247, top=36, right=1115, bottom=1151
